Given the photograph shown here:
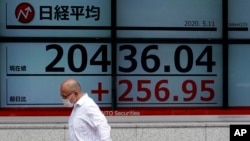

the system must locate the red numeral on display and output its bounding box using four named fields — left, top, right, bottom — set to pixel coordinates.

left=182, top=80, right=197, bottom=102
left=200, top=80, right=215, bottom=101
left=155, top=80, right=170, bottom=102
left=119, top=79, right=215, bottom=102
left=119, top=80, right=133, bottom=101
left=137, top=80, right=151, bottom=102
